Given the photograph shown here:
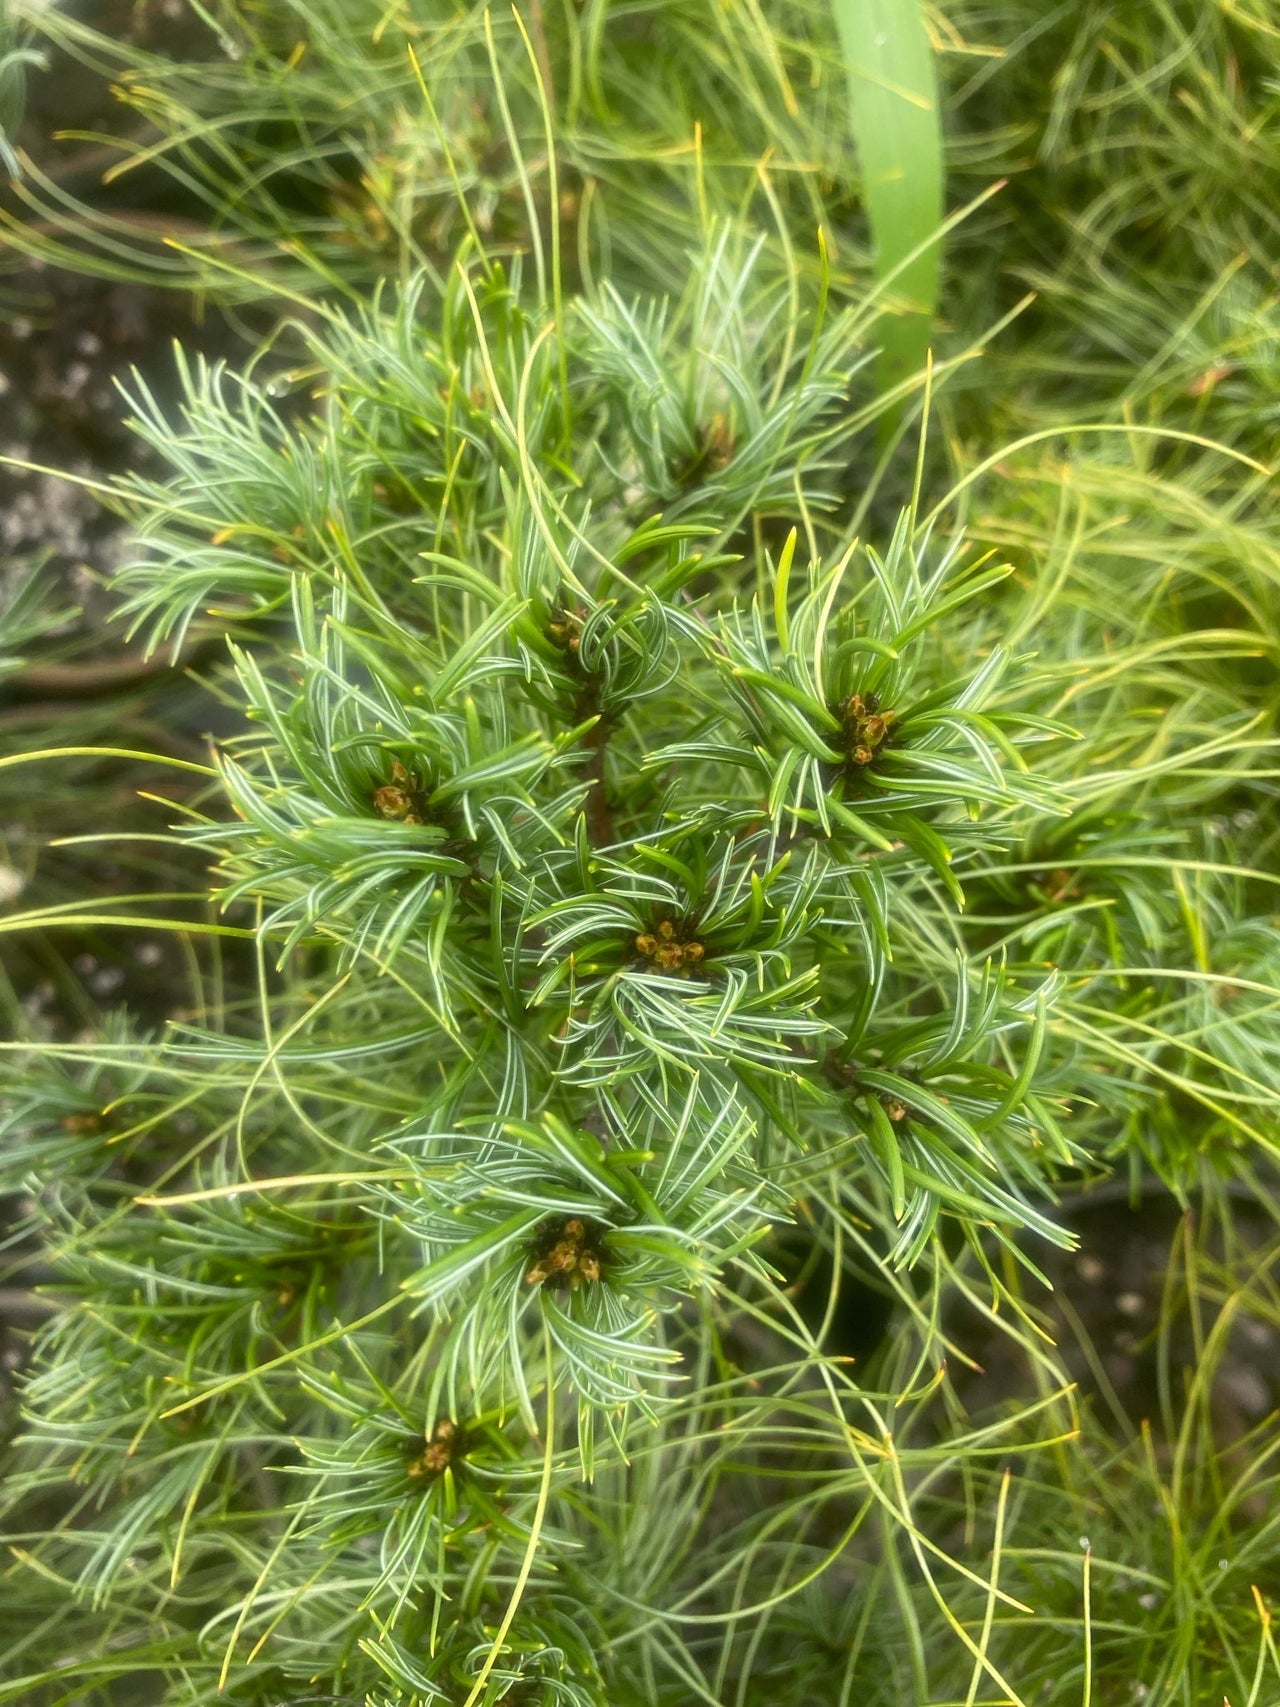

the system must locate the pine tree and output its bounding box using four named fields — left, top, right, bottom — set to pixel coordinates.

left=2, top=207, right=1080, bottom=1697
left=4, top=3, right=1280, bottom=1704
